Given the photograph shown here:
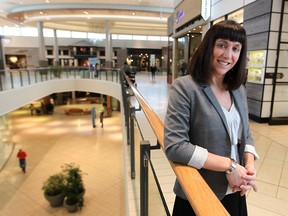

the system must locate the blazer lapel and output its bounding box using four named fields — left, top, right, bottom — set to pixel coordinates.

left=202, top=85, right=230, bottom=135
left=231, top=90, right=247, bottom=129
left=202, top=85, right=247, bottom=163
left=231, top=89, right=247, bottom=163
